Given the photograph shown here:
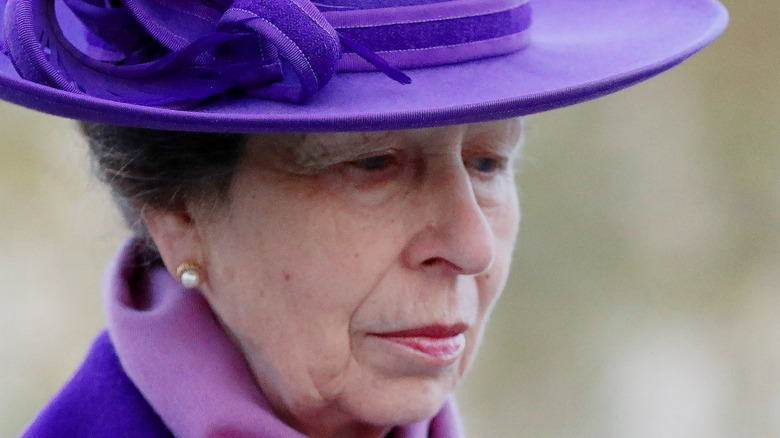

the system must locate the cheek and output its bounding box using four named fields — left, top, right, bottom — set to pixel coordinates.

left=201, top=174, right=410, bottom=370
left=465, top=186, right=520, bottom=361
left=485, top=180, right=521, bottom=284
left=201, top=220, right=373, bottom=410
